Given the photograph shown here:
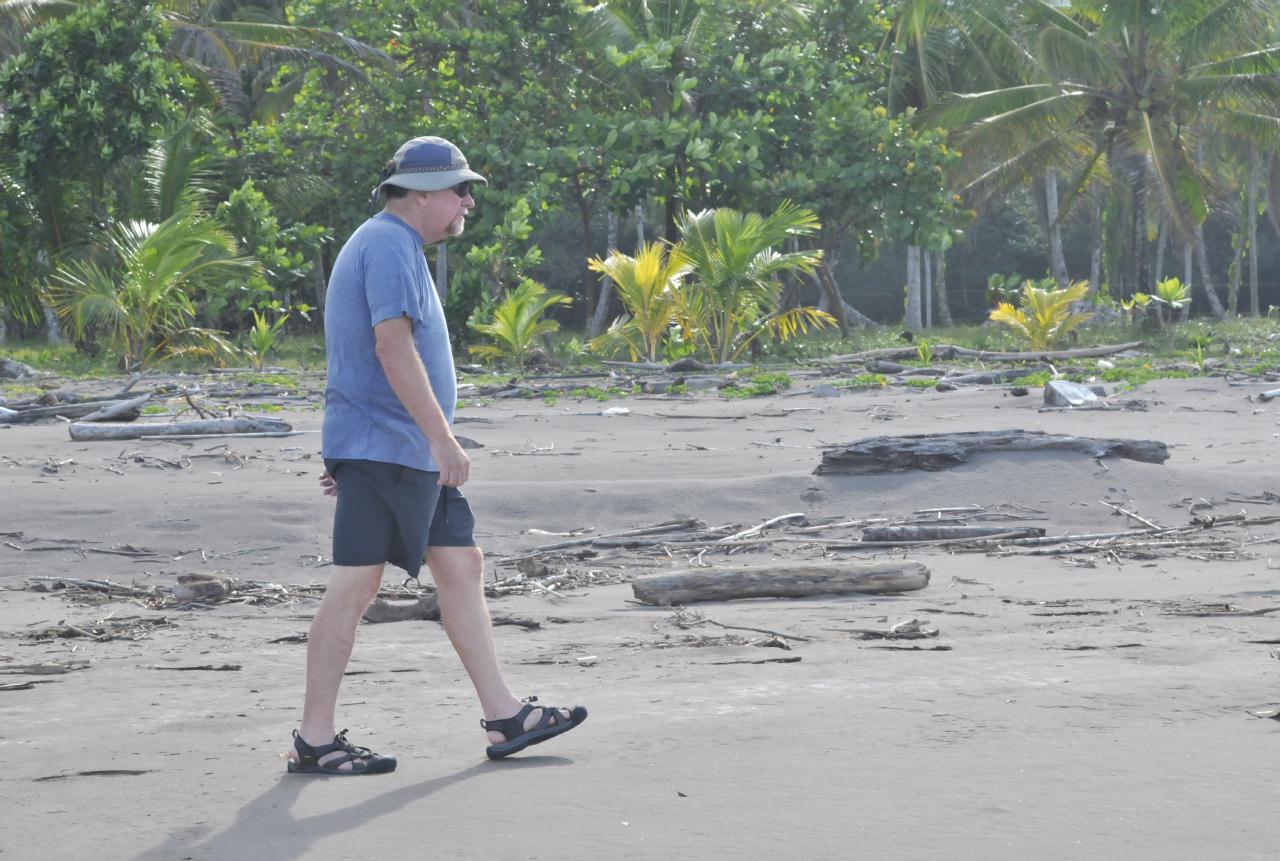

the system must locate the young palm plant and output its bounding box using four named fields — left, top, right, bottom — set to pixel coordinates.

left=586, top=241, right=692, bottom=362
left=673, top=202, right=833, bottom=364
left=989, top=279, right=1092, bottom=351
left=467, top=279, right=572, bottom=373
left=45, top=209, right=258, bottom=368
